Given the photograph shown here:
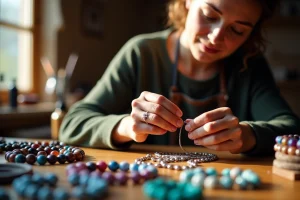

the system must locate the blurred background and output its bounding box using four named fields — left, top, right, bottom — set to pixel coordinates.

left=0, top=0, right=299, bottom=138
